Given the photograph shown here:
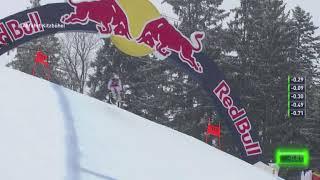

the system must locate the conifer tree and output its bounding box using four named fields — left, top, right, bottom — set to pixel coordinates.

left=7, top=0, right=66, bottom=85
